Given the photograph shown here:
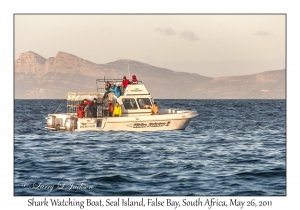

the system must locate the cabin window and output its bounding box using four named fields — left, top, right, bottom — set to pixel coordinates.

left=137, top=98, right=152, bottom=109
left=122, top=98, right=138, bottom=109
